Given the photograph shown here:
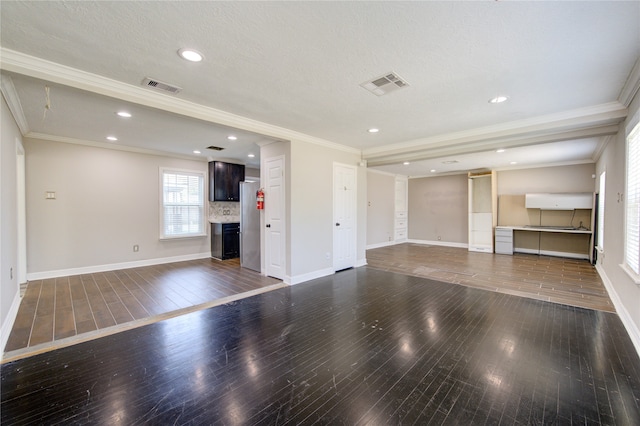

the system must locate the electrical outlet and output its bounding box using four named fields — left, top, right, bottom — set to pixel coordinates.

left=133, top=245, right=139, bottom=252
